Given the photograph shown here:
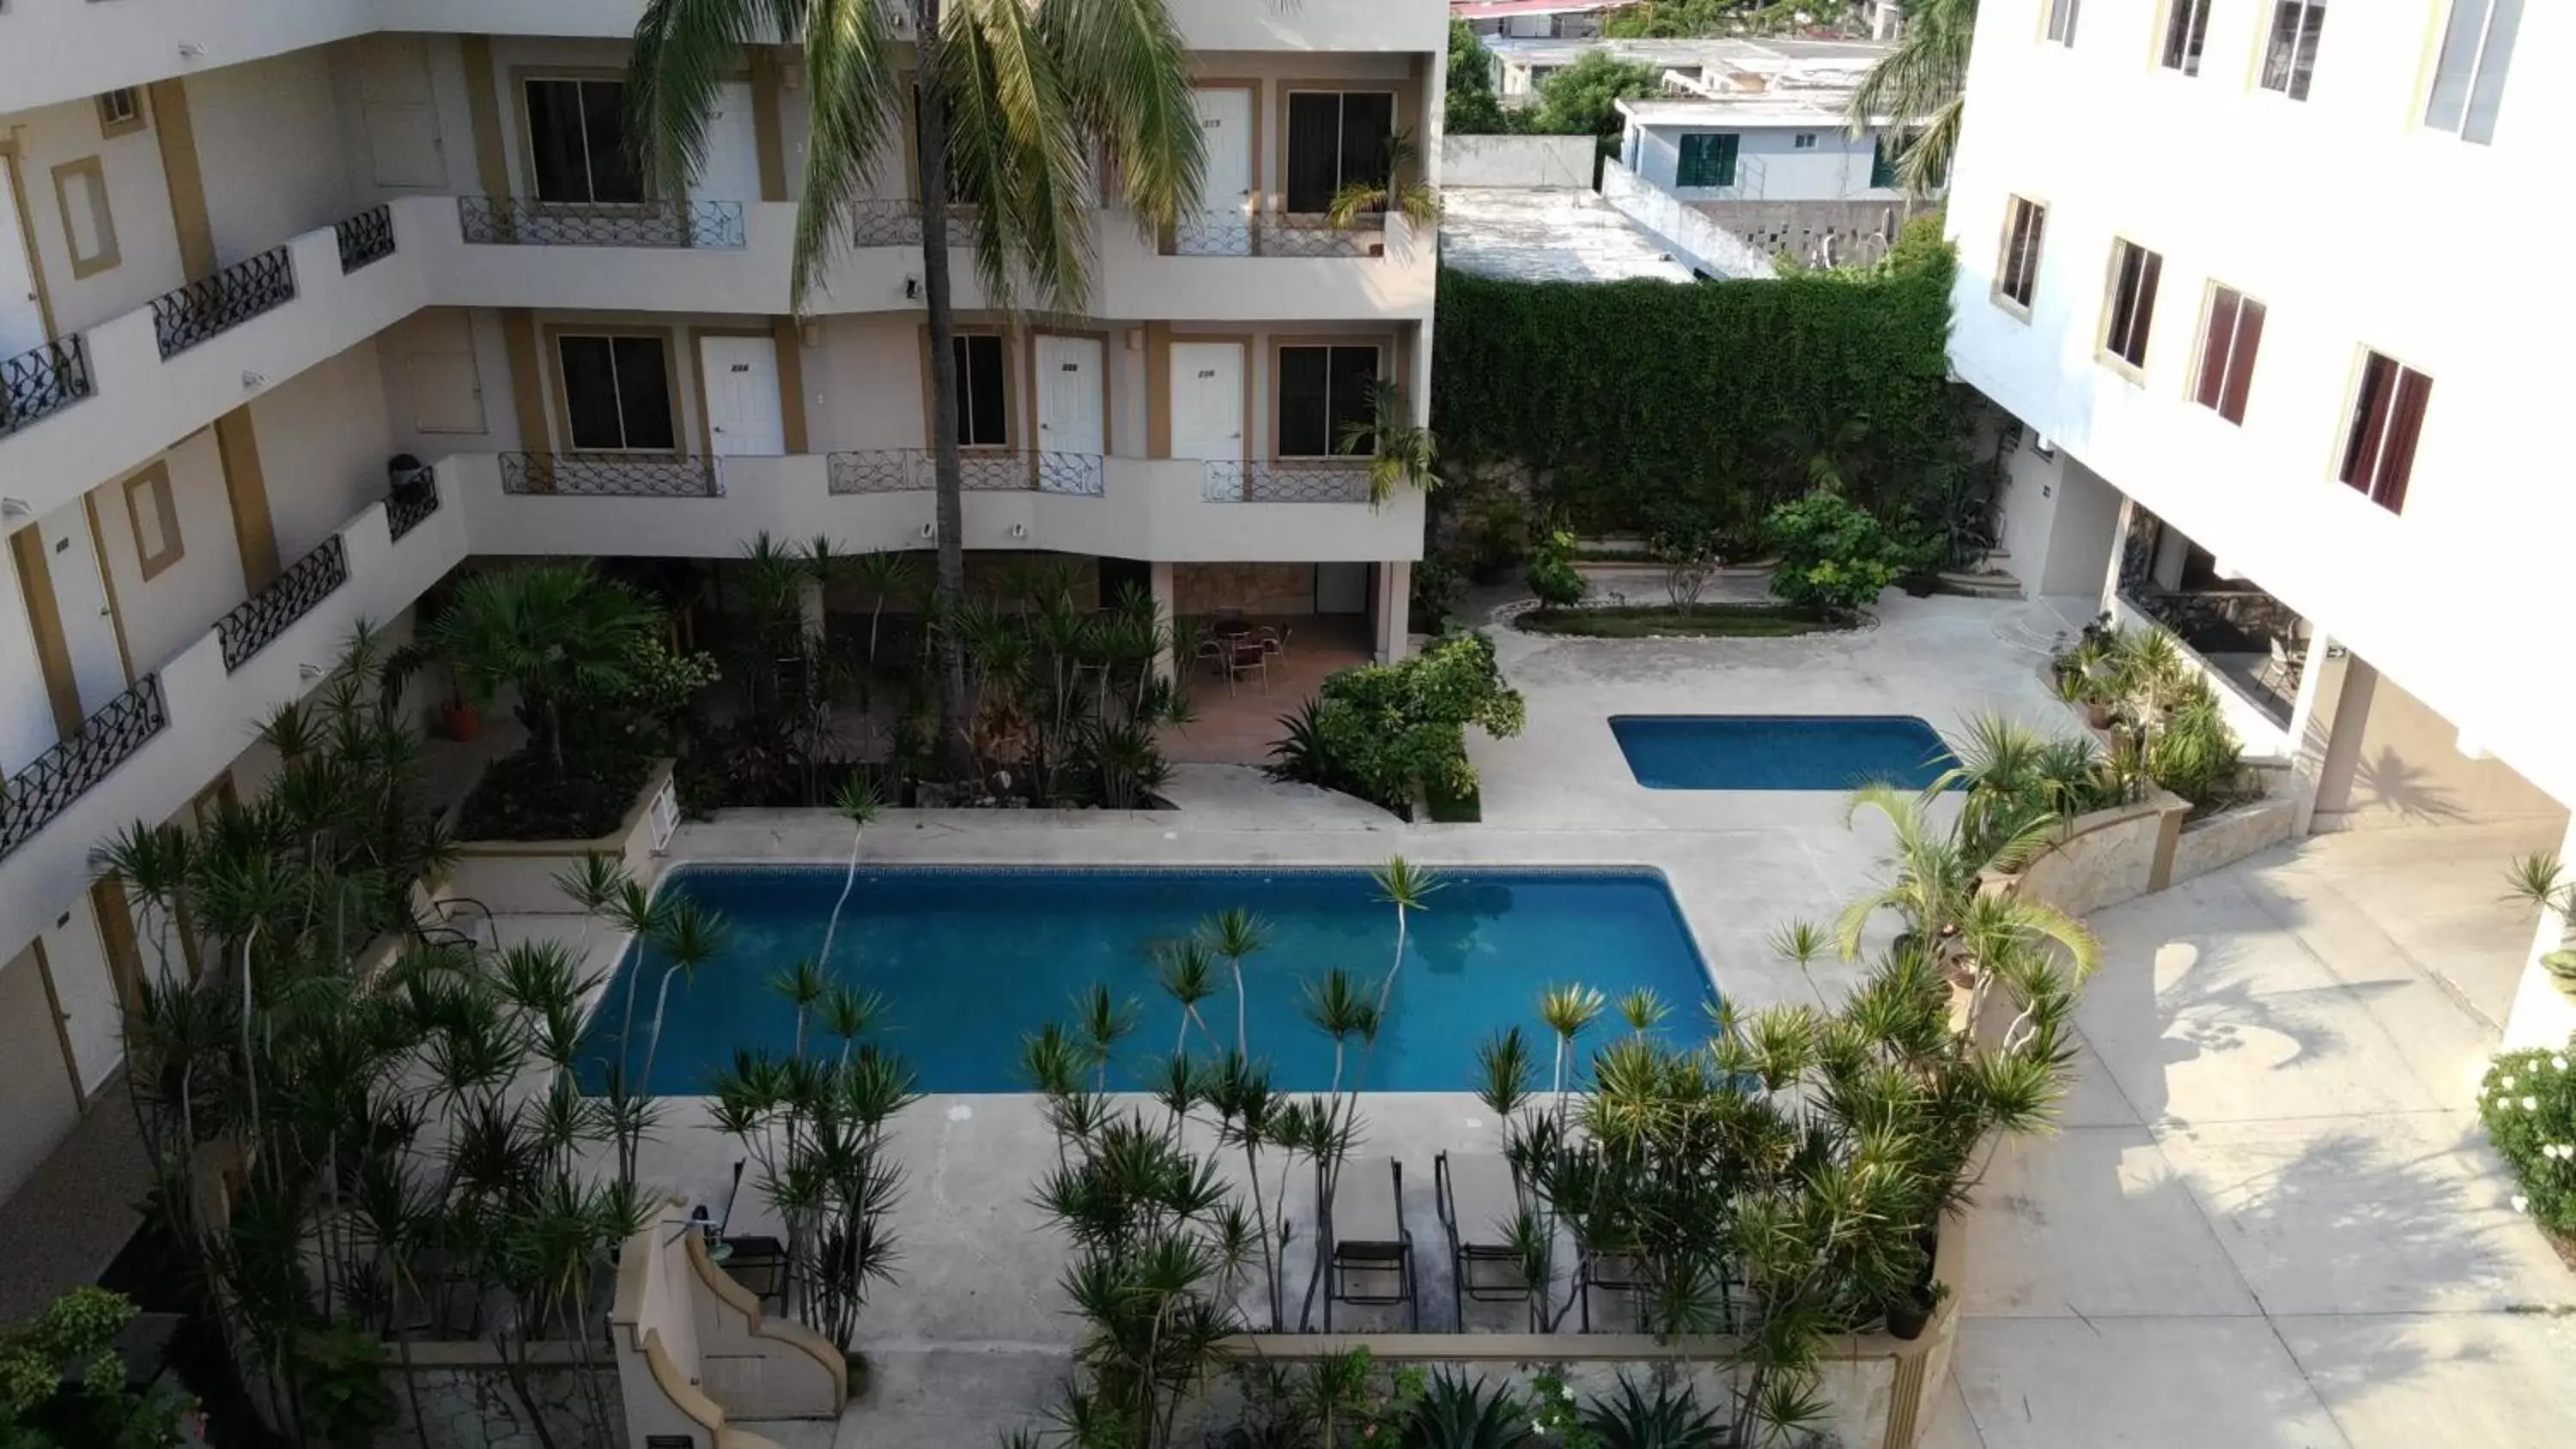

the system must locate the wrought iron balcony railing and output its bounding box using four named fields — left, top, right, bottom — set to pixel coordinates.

left=218, top=535, right=348, bottom=673
left=459, top=197, right=746, bottom=249
left=0, top=335, right=93, bottom=438
left=335, top=203, right=396, bottom=272
left=1171, top=211, right=1384, bottom=258
left=499, top=452, right=722, bottom=497
left=1202, top=459, right=1376, bottom=504
left=846, top=200, right=924, bottom=248
left=386, top=470, right=440, bottom=542
left=824, top=448, right=1106, bottom=496
left=0, top=676, right=167, bottom=864
left=151, top=246, right=296, bottom=359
